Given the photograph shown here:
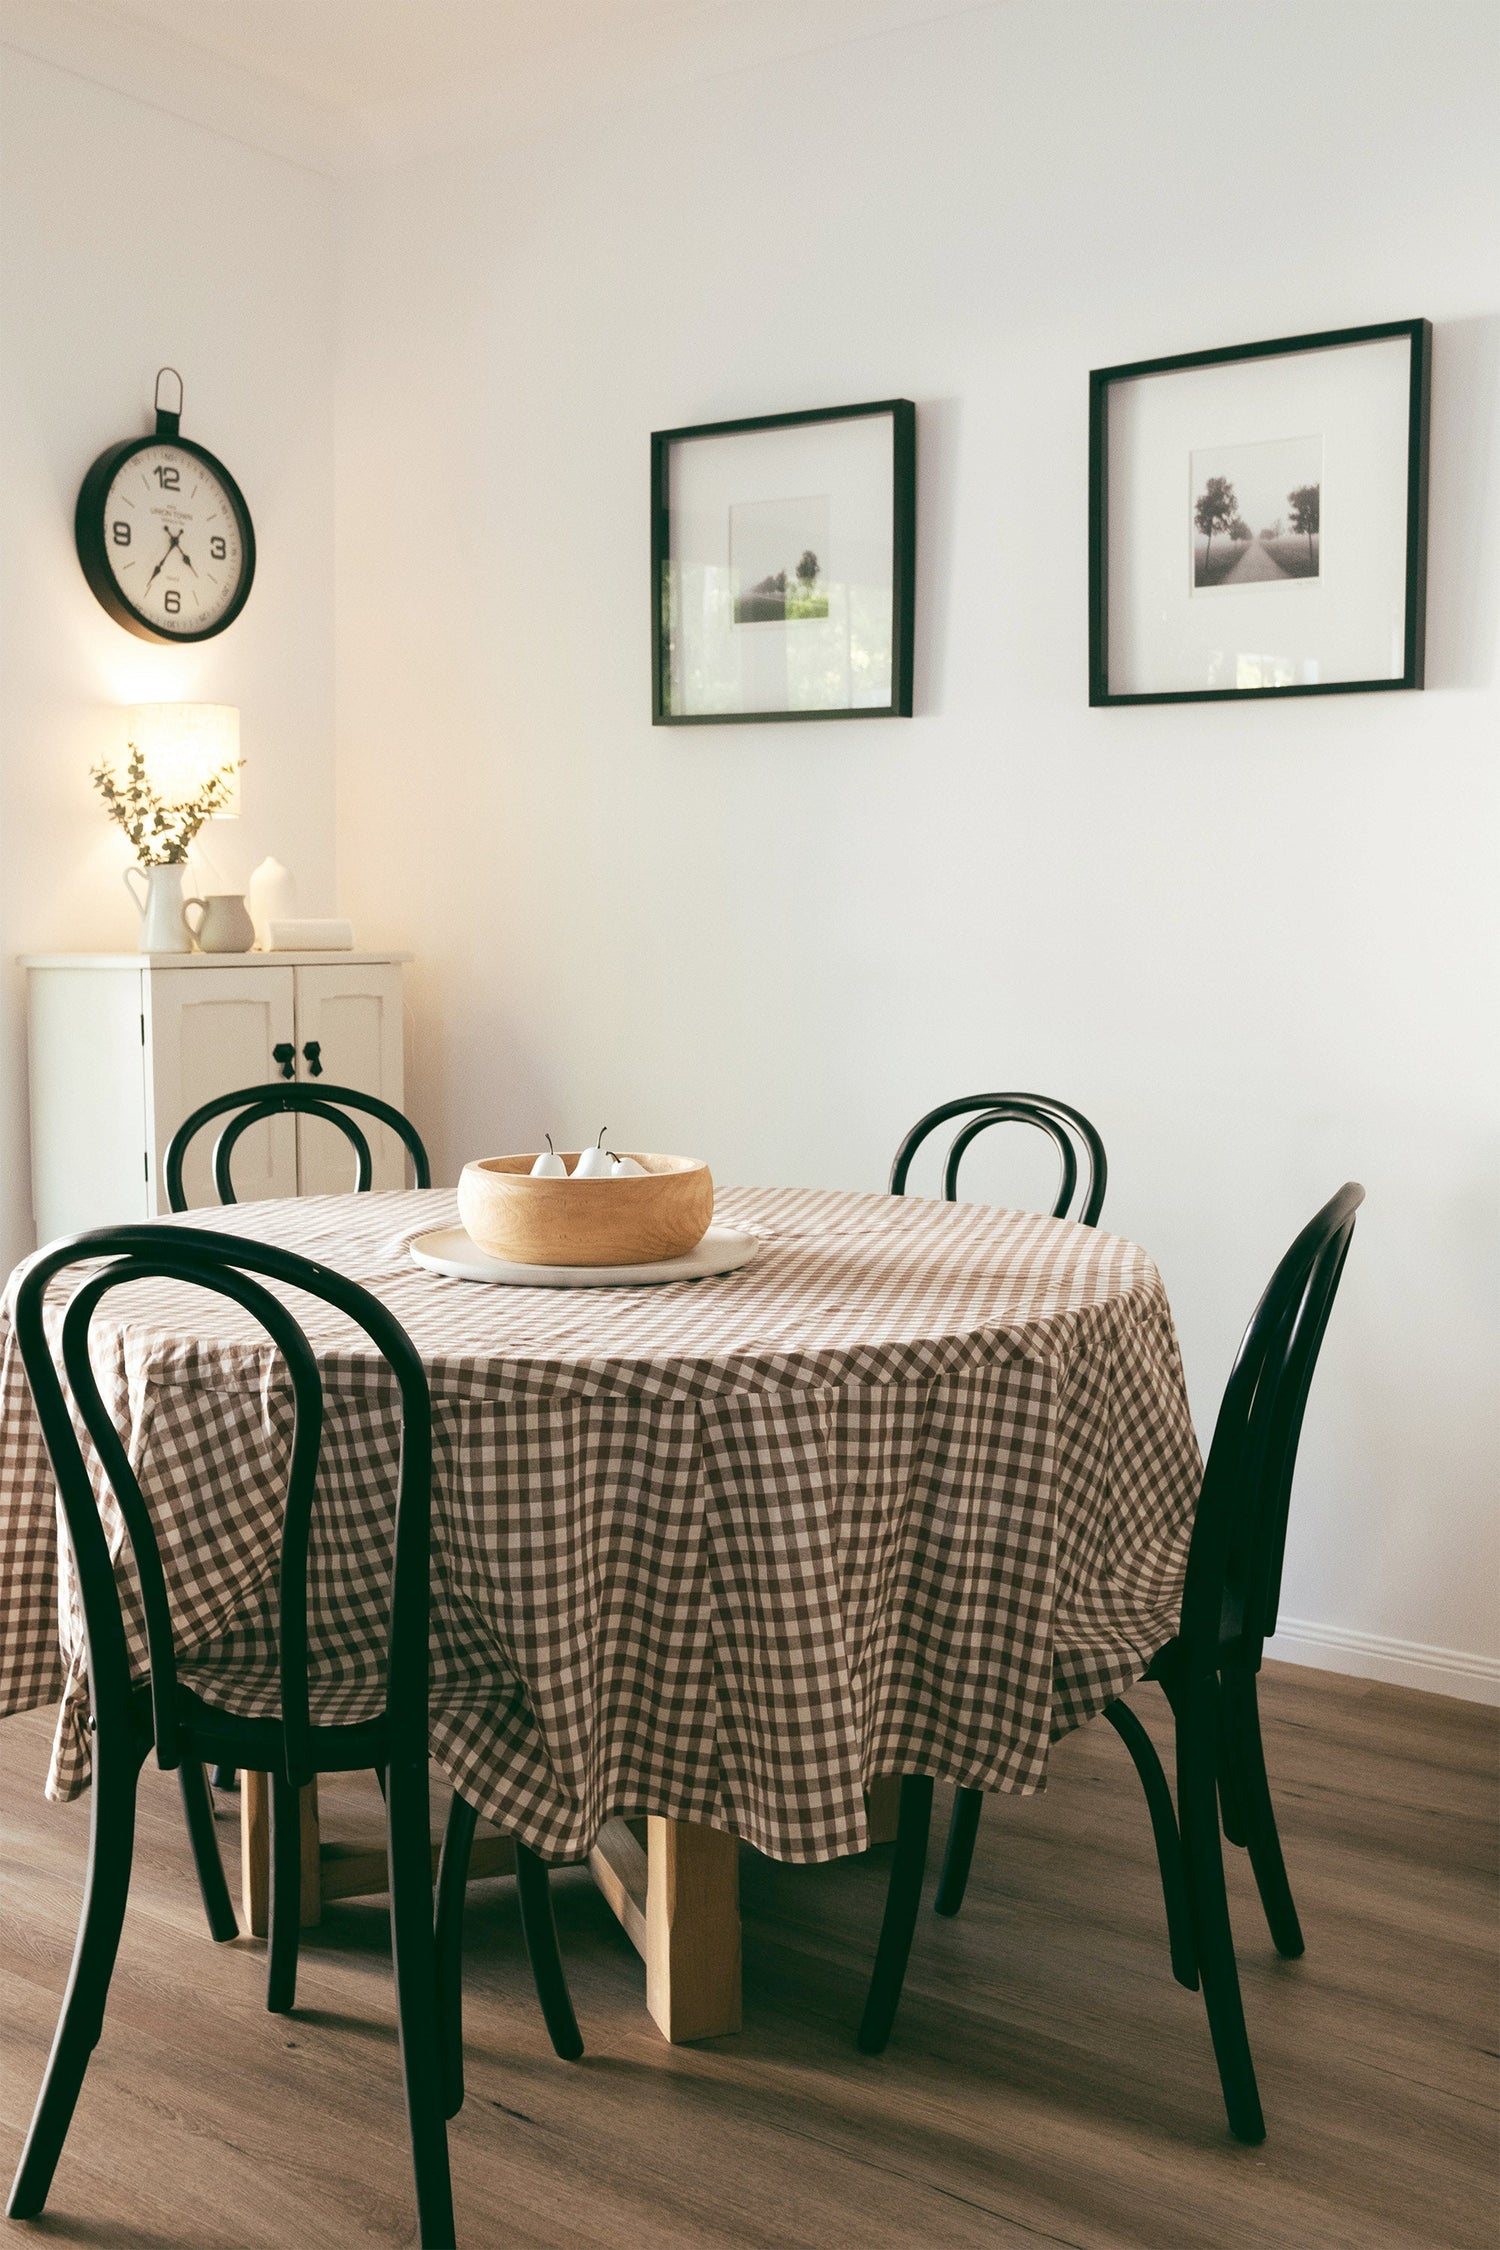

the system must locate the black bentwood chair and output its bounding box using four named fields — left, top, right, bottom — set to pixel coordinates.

left=166, top=1085, right=430, bottom=1793
left=165, top=1081, right=432, bottom=1211
left=6, top=1224, right=580, bottom=2248
left=890, top=1092, right=1107, bottom=1225
left=856, top=1183, right=1365, bottom=2146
